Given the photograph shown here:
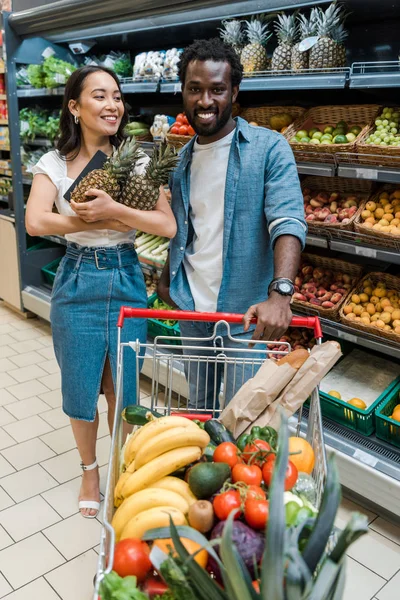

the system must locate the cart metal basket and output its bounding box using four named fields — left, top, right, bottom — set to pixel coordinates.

left=93, top=309, right=326, bottom=598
